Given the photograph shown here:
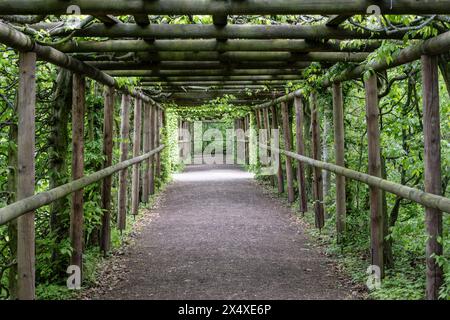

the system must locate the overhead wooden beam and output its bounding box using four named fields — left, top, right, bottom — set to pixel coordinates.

left=108, top=69, right=306, bottom=77
left=88, top=61, right=313, bottom=71
left=38, top=23, right=415, bottom=40
left=55, top=39, right=379, bottom=53
left=141, top=80, right=294, bottom=86
left=134, top=51, right=368, bottom=63
left=0, top=21, right=160, bottom=107
left=4, top=1, right=449, bottom=15
left=326, top=15, right=352, bottom=27
left=95, top=15, right=121, bottom=25
left=139, top=75, right=303, bottom=82
left=324, top=30, right=450, bottom=86
left=134, top=14, right=150, bottom=26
